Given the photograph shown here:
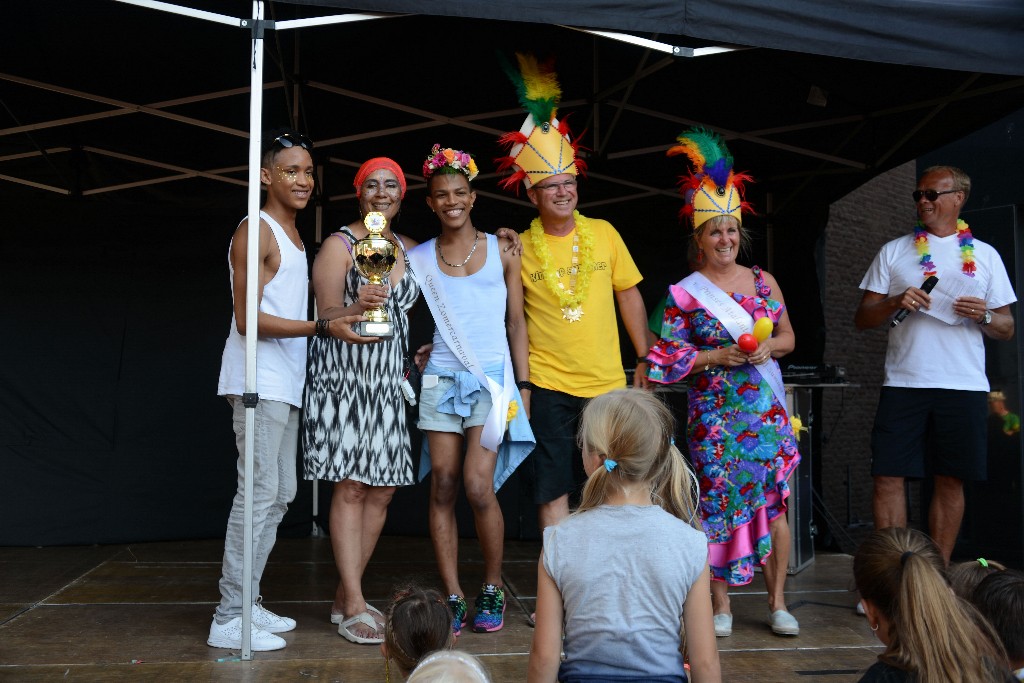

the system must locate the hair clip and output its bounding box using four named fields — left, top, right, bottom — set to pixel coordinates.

left=604, top=459, right=618, bottom=473
left=977, top=557, right=989, bottom=568
left=670, top=437, right=676, bottom=446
